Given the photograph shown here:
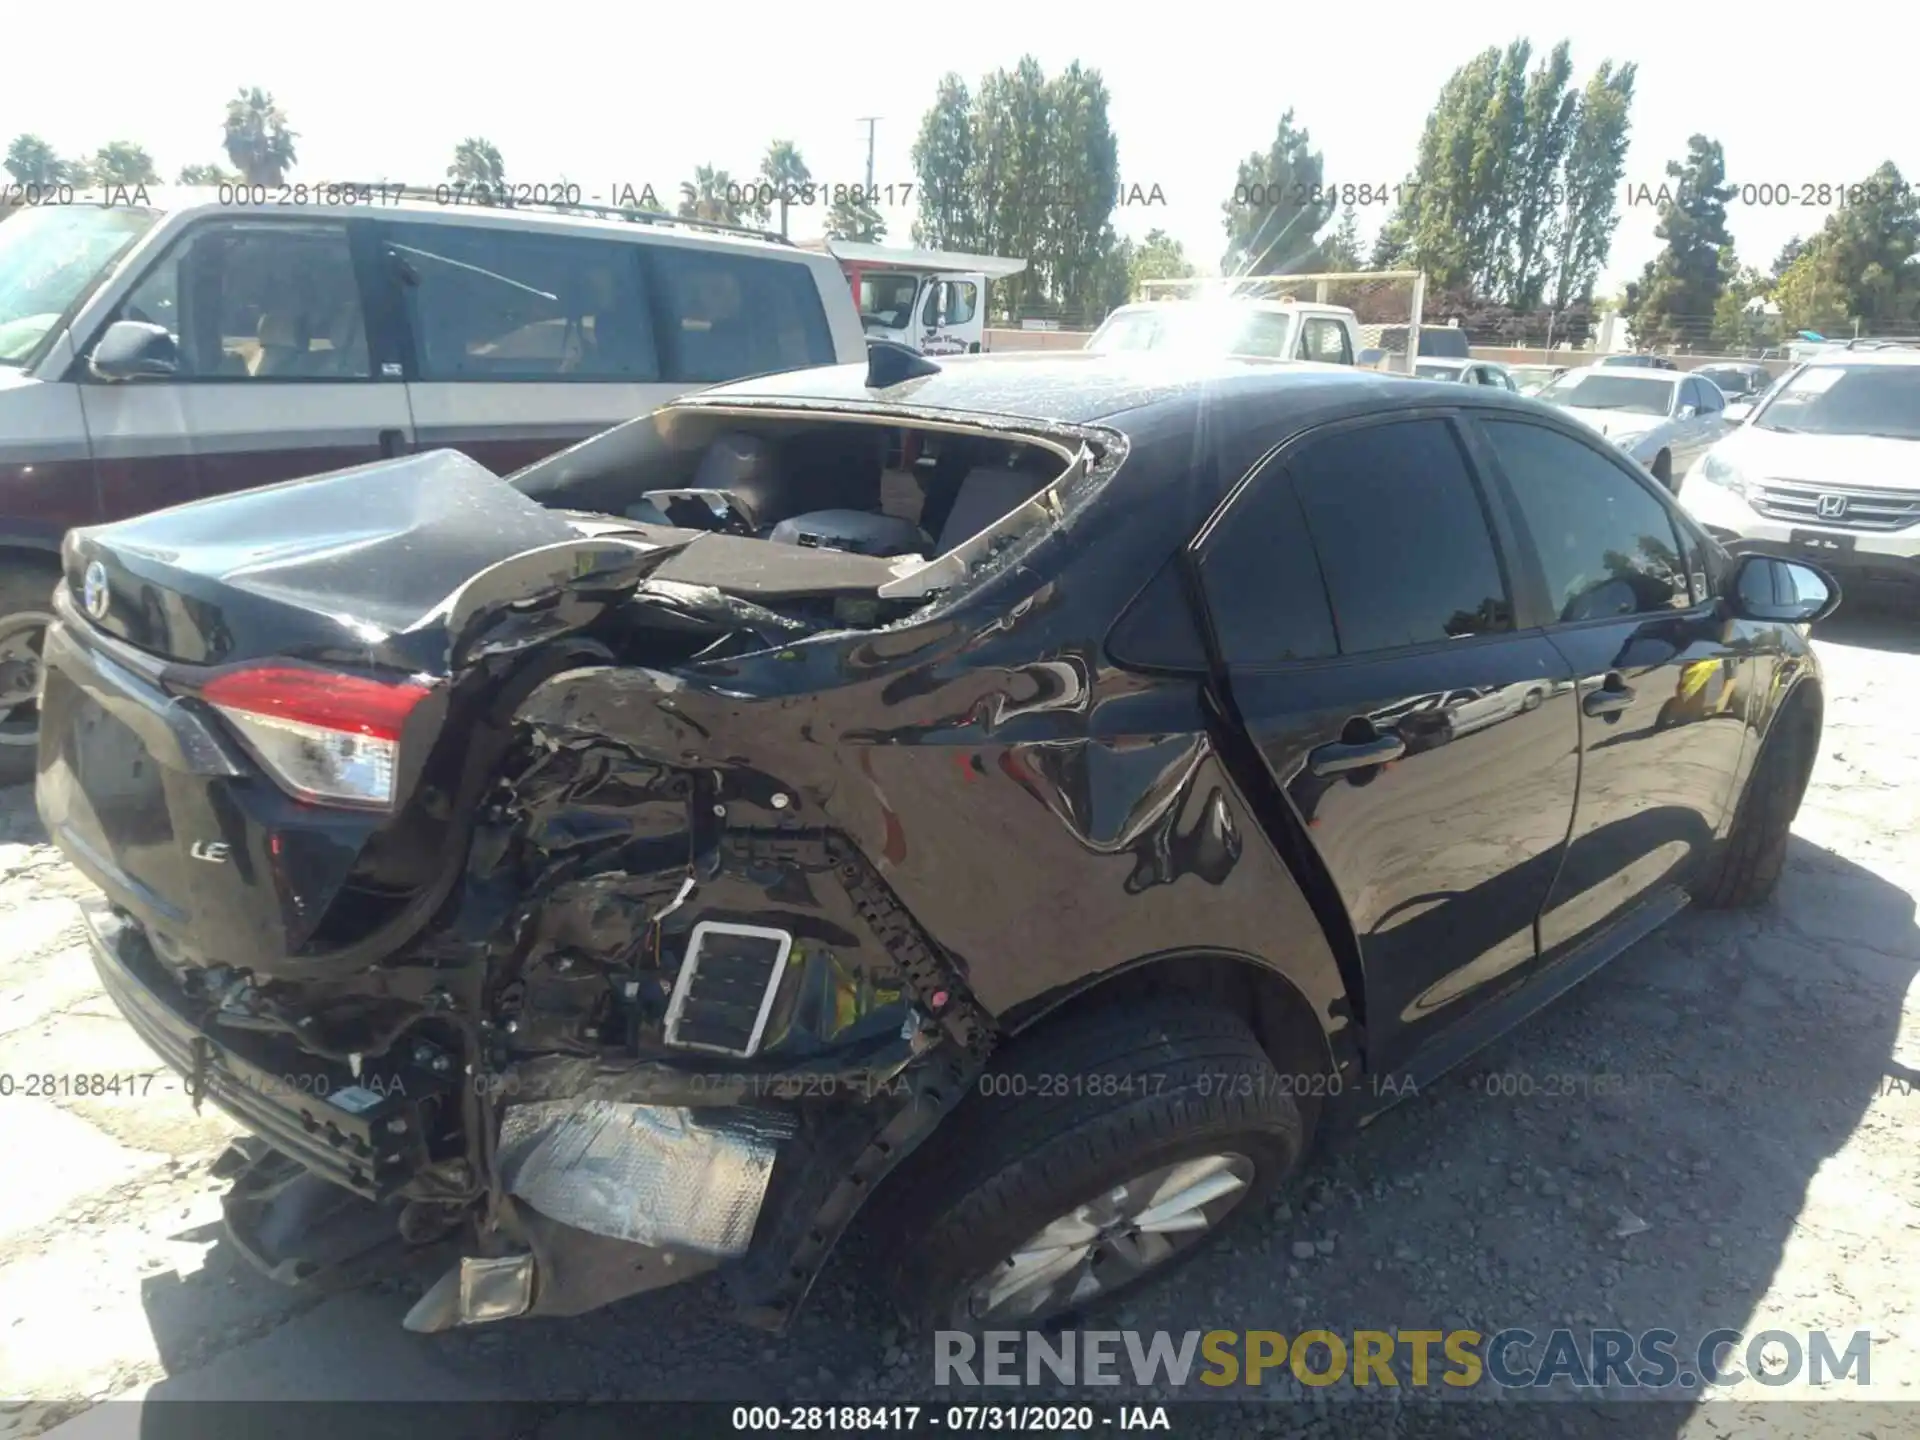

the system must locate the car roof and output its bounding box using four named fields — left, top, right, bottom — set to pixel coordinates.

left=1792, top=348, right=1920, bottom=367
left=680, top=351, right=1546, bottom=431
left=1102, top=298, right=1350, bottom=317
left=1558, top=364, right=1683, bottom=385
left=61, top=186, right=802, bottom=255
